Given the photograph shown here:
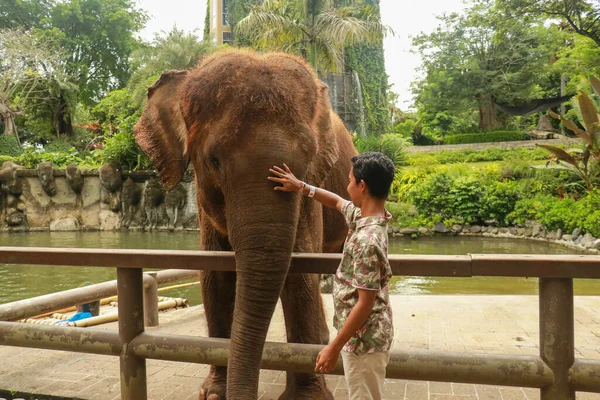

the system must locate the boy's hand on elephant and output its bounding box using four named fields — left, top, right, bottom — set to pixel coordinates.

left=268, top=163, right=303, bottom=192
left=314, top=344, right=340, bottom=374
